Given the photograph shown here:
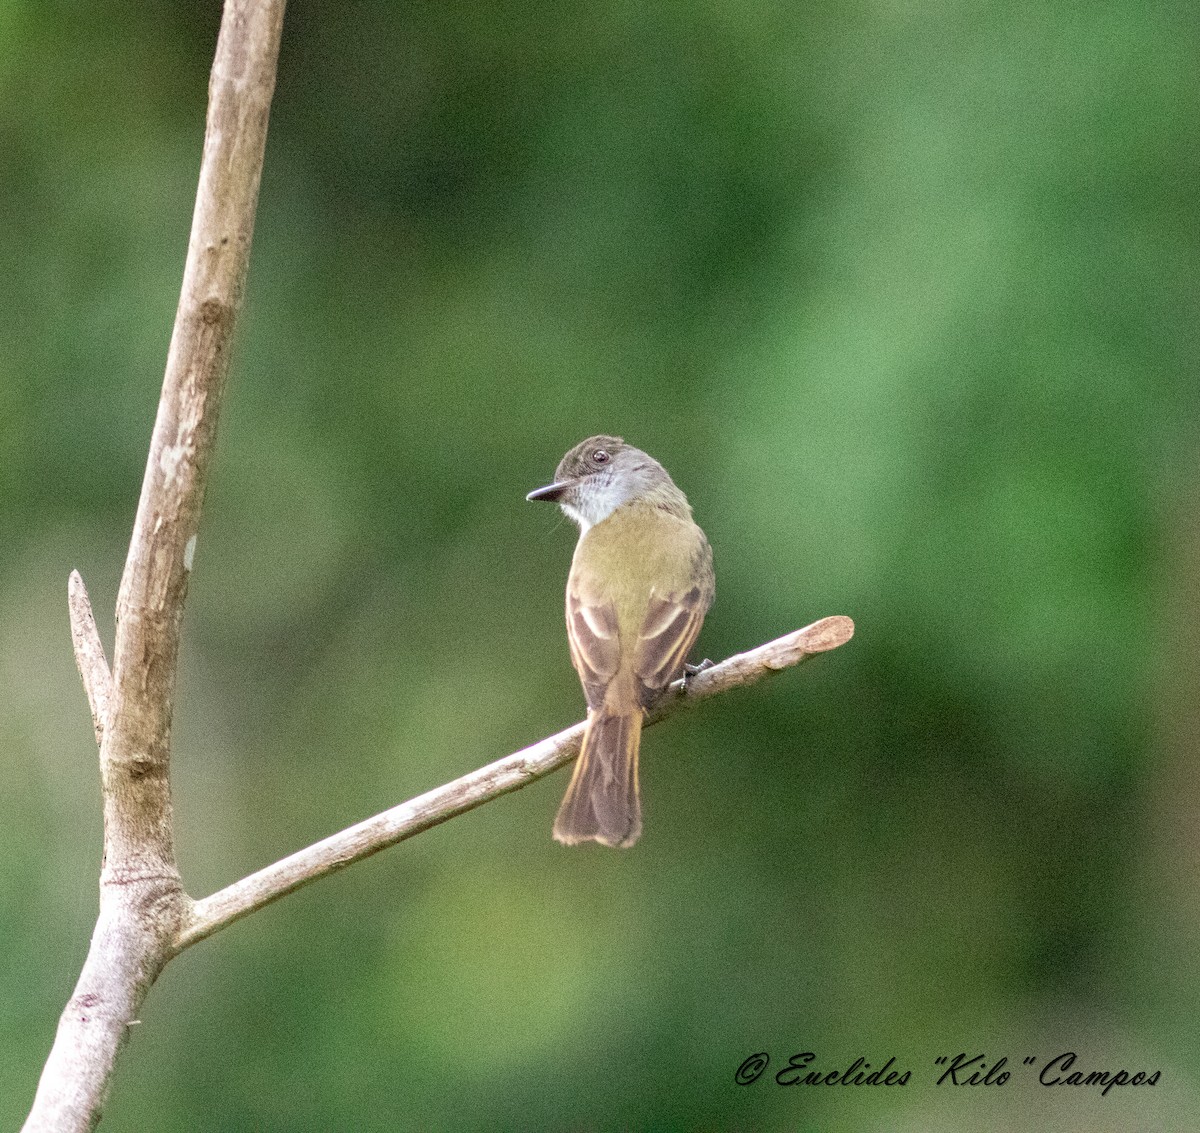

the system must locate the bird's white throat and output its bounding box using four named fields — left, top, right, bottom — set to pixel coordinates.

left=561, top=472, right=629, bottom=532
